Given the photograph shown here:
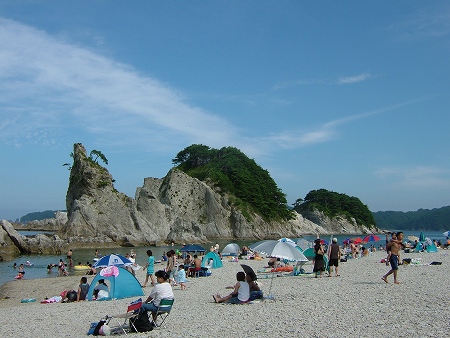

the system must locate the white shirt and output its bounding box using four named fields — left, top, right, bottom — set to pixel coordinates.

left=238, top=281, right=250, bottom=302
left=149, top=282, right=174, bottom=306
